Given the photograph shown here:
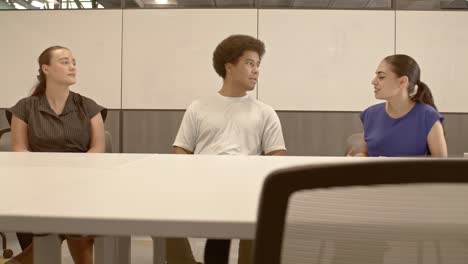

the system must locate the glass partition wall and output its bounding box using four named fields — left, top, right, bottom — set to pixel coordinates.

left=1, top=0, right=467, bottom=10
